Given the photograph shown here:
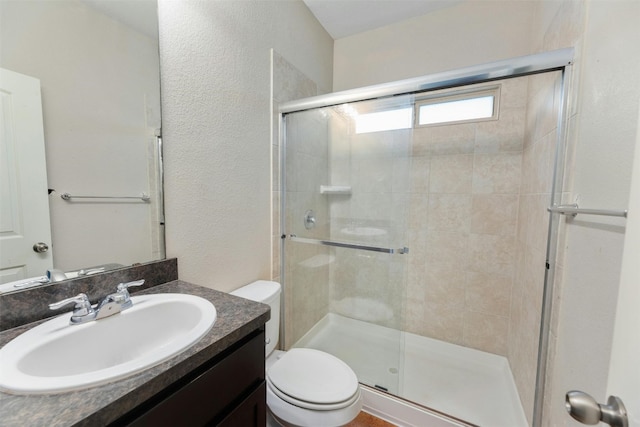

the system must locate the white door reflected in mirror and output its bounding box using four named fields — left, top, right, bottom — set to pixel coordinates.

left=0, top=68, right=53, bottom=284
